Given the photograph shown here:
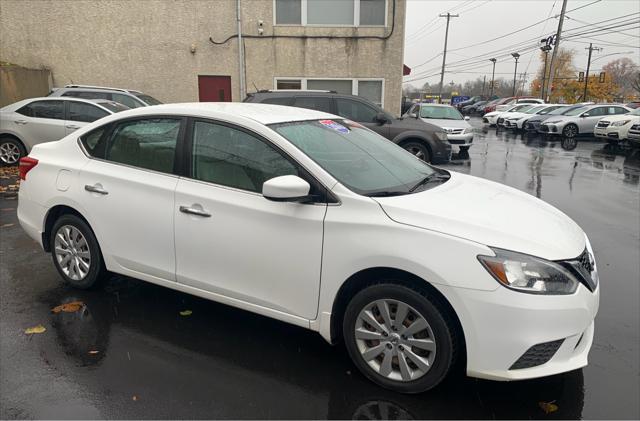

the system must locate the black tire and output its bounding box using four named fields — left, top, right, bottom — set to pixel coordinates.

left=563, top=124, right=578, bottom=138
left=50, top=214, right=107, bottom=289
left=343, top=283, right=458, bottom=394
left=401, top=141, right=431, bottom=163
left=0, top=137, right=26, bottom=166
